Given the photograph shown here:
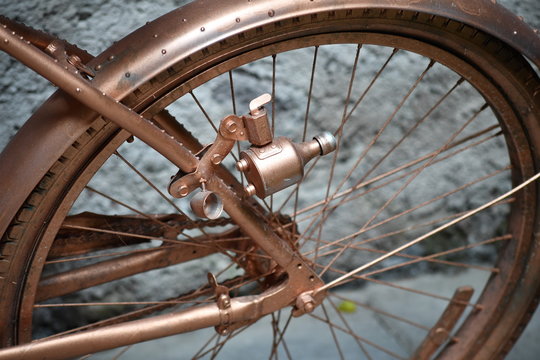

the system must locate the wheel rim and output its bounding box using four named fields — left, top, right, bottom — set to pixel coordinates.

left=15, top=28, right=538, bottom=359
